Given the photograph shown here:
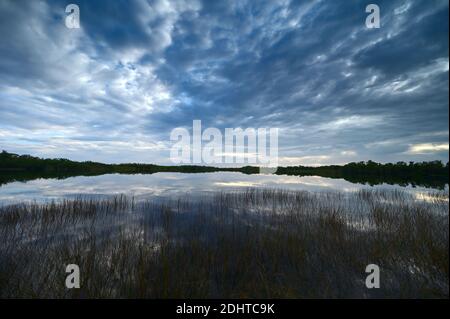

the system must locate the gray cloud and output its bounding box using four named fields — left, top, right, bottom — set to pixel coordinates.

left=0, top=0, right=448, bottom=164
